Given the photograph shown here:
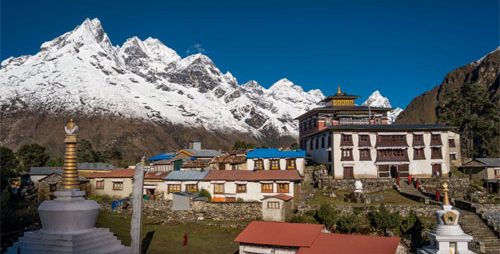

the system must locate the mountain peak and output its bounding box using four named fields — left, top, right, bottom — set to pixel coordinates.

left=362, top=90, right=392, bottom=108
